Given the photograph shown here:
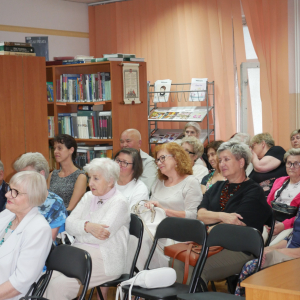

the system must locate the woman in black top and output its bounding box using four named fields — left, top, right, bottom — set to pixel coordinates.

left=249, top=132, right=287, bottom=197
left=197, top=140, right=271, bottom=284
